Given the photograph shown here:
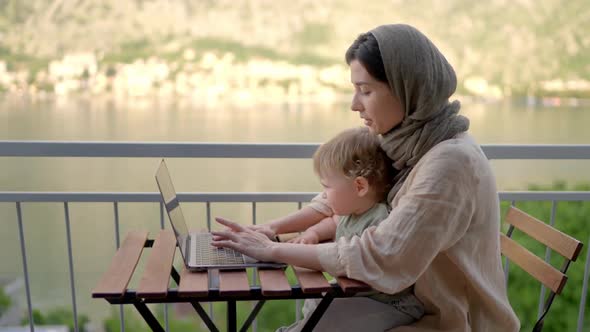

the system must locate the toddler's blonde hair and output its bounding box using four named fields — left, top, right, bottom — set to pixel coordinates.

left=313, top=127, right=394, bottom=200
